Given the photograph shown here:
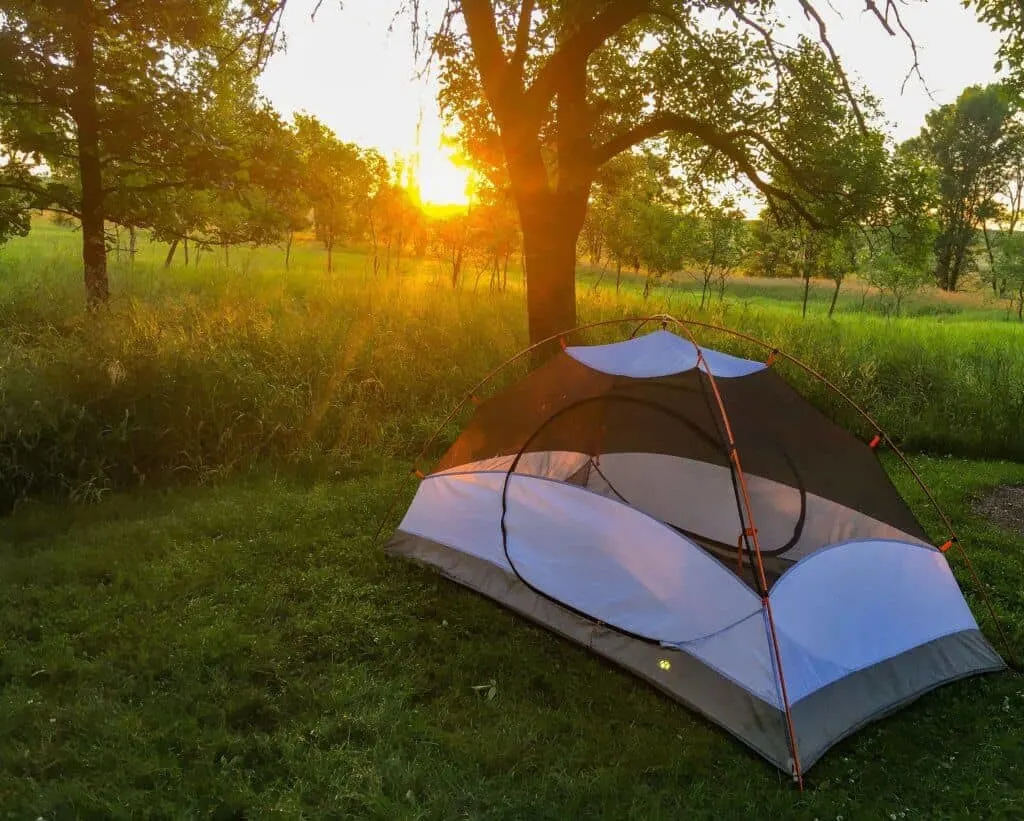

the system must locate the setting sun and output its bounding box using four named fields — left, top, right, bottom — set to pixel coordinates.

left=415, top=142, right=475, bottom=208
